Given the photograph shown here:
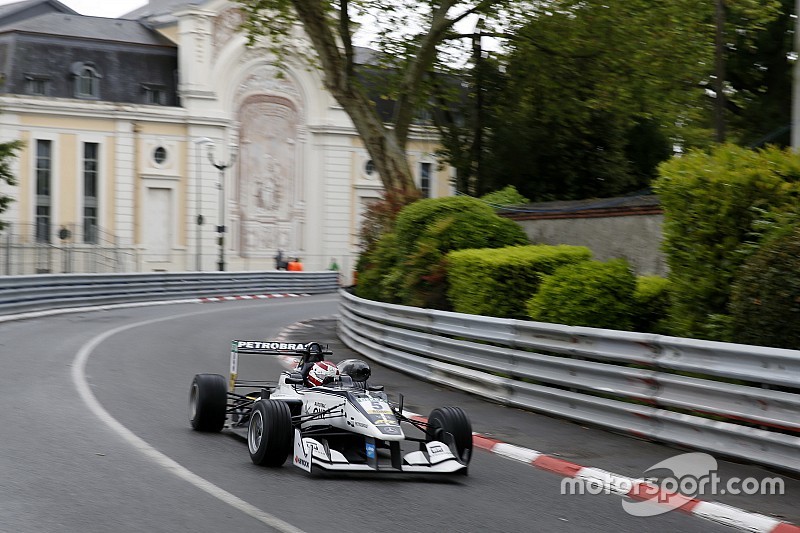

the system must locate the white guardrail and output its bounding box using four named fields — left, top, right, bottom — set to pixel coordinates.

left=0, top=271, right=340, bottom=316
left=337, top=290, right=800, bottom=474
